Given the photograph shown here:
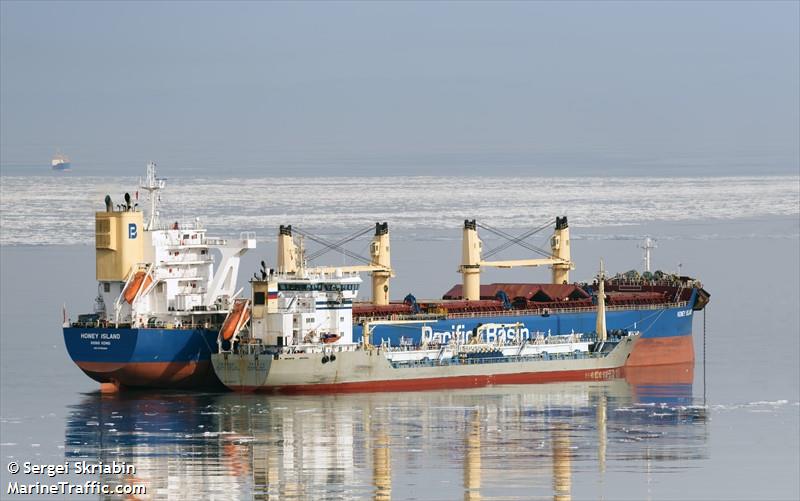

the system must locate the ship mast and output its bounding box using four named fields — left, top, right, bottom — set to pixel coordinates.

left=596, top=260, right=607, bottom=342
left=639, top=237, right=657, bottom=272
left=139, top=161, right=166, bottom=230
